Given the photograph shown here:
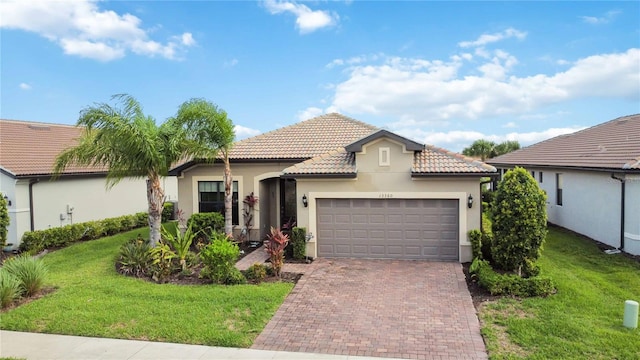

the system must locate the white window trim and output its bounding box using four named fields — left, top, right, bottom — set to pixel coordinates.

left=191, top=175, right=243, bottom=226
